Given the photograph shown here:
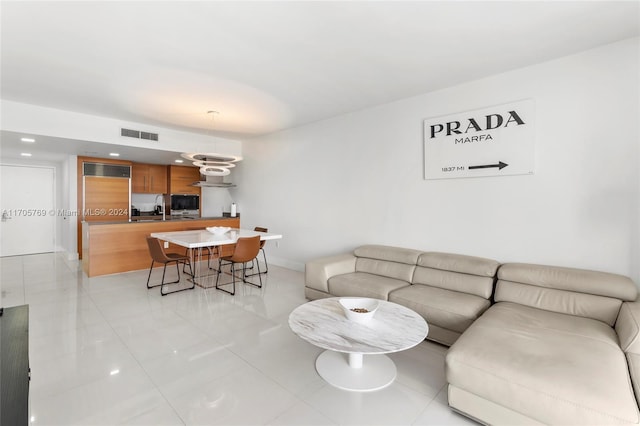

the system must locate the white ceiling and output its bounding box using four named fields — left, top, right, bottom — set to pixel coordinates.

left=1, top=1, right=638, bottom=161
